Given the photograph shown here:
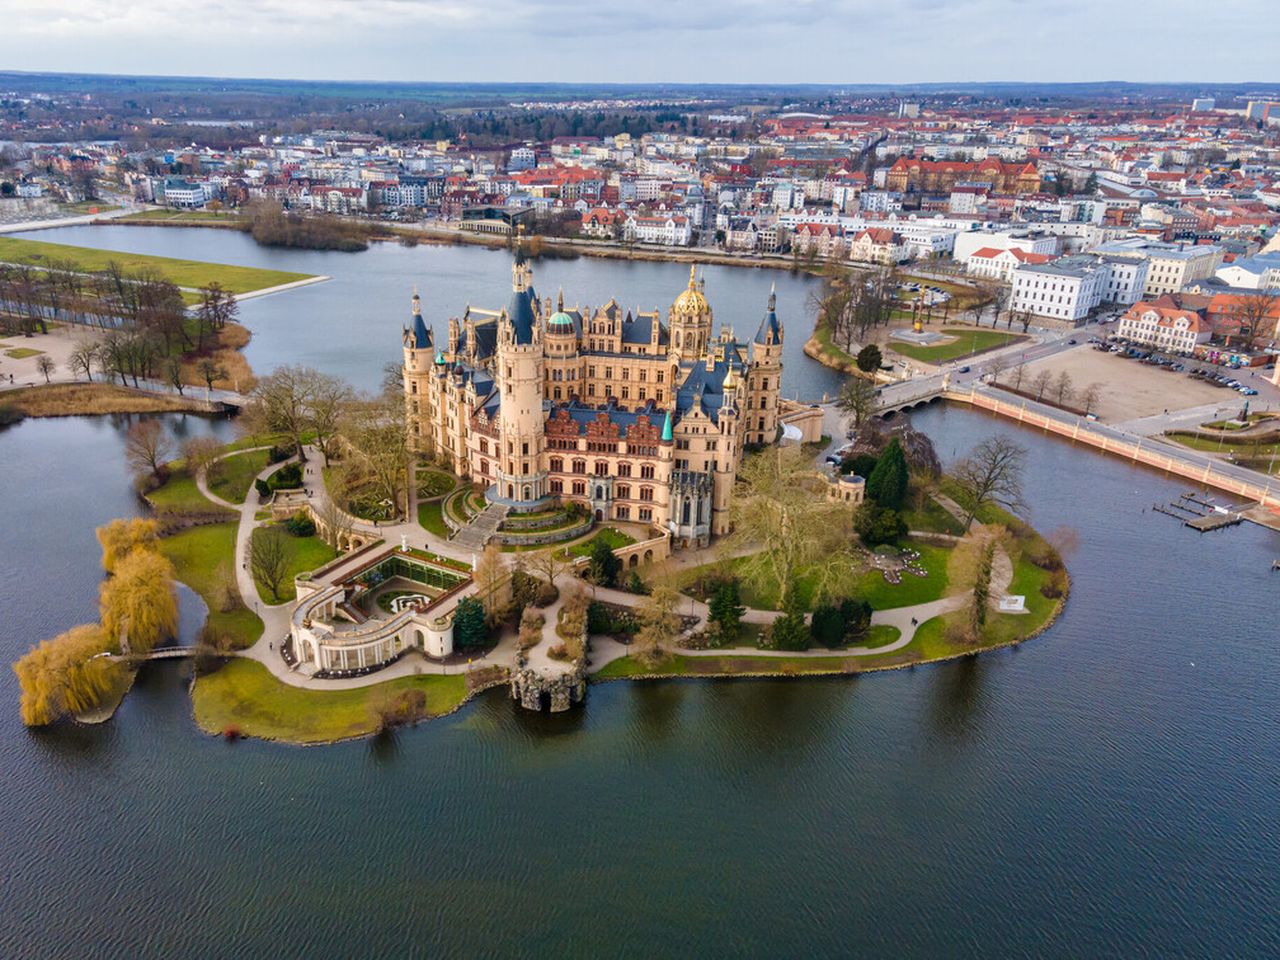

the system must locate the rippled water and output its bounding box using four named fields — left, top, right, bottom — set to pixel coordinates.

left=14, top=225, right=843, bottom=400
left=3, top=405, right=1278, bottom=958
left=3, top=227, right=1279, bottom=956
